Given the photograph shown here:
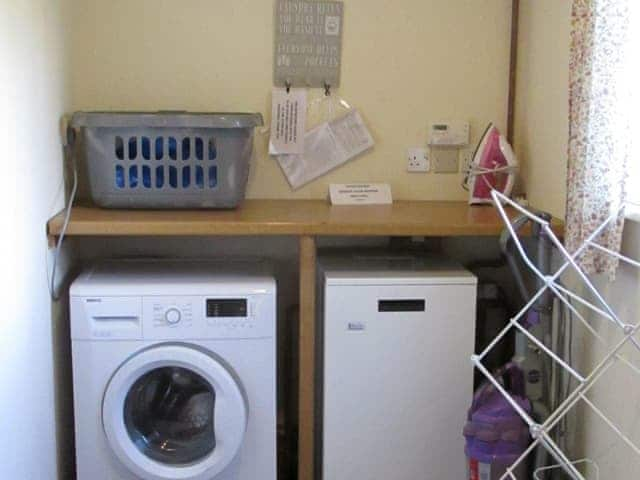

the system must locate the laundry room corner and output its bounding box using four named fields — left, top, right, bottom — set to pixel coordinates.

left=9, top=0, right=640, bottom=478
